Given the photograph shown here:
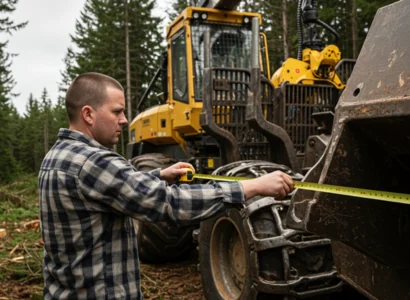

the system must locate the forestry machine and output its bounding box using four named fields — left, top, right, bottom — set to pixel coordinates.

left=127, top=0, right=358, bottom=299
